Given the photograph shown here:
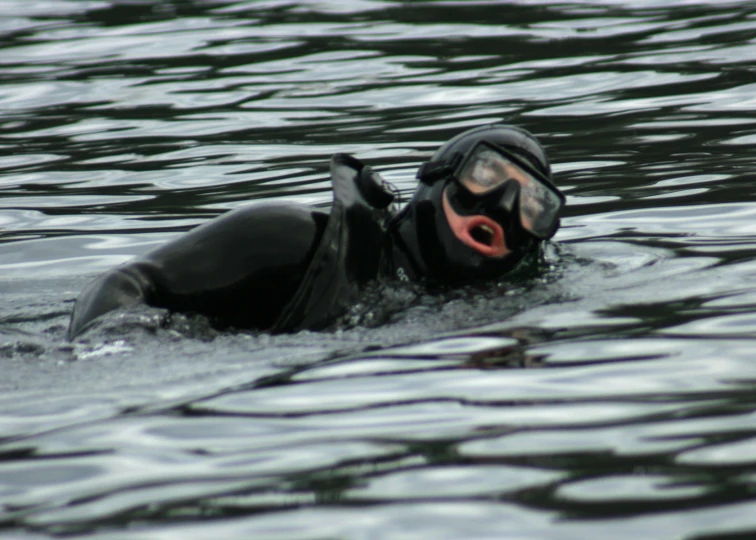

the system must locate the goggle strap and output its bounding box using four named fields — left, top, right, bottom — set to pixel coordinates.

left=417, top=152, right=464, bottom=185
